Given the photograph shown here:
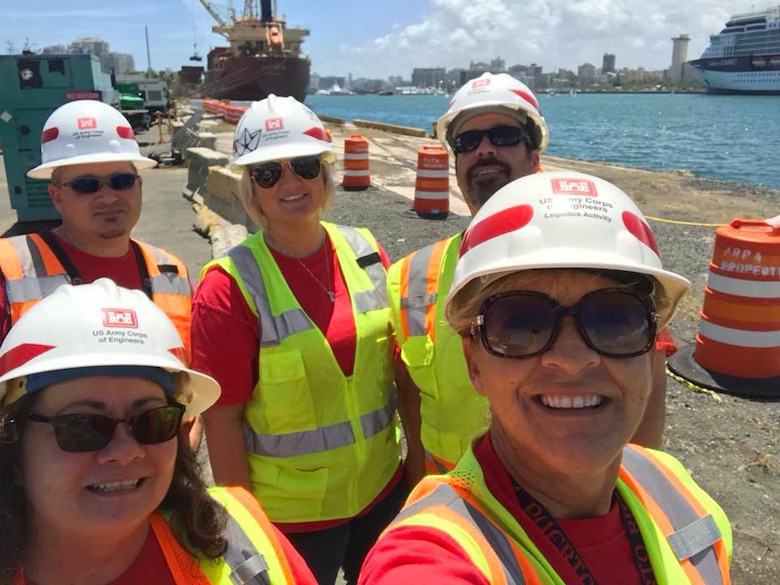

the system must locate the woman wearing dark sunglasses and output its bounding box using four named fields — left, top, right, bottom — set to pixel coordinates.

left=360, top=172, right=732, bottom=584
left=0, top=280, right=316, bottom=584
left=191, top=95, right=405, bottom=584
